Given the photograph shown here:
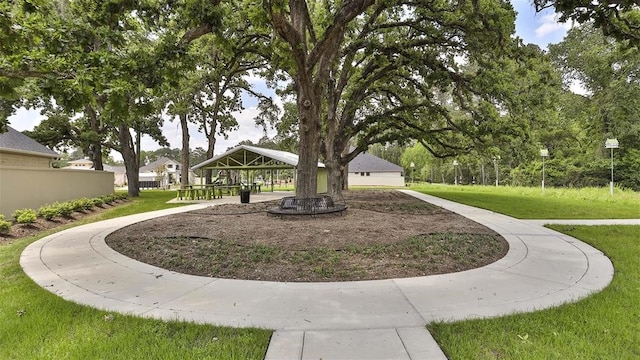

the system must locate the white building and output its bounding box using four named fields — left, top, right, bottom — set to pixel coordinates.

left=348, top=152, right=405, bottom=187
left=64, top=158, right=126, bottom=187
left=139, top=157, right=193, bottom=188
